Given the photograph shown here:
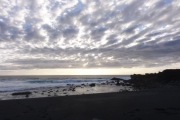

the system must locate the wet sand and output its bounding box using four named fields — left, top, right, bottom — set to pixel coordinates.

left=0, top=87, right=180, bottom=120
